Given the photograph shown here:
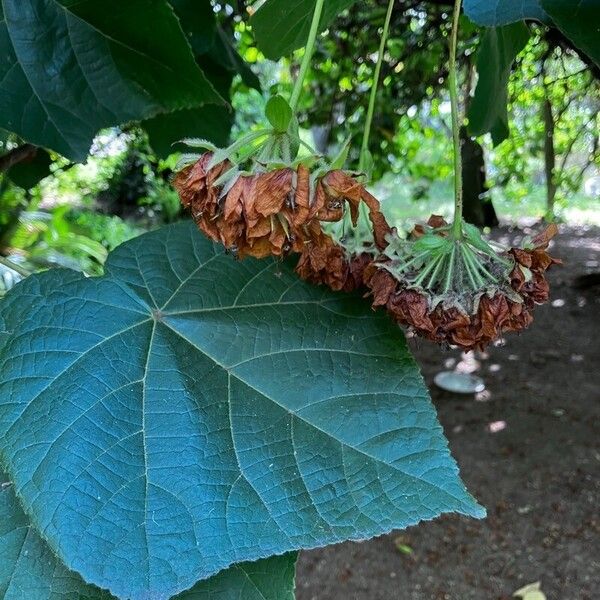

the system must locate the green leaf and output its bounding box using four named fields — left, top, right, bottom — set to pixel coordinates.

left=0, top=0, right=223, bottom=162
left=0, top=221, right=484, bottom=600
left=7, top=148, right=53, bottom=190
left=541, top=0, right=600, bottom=67
left=0, top=471, right=297, bottom=600
left=144, top=105, right=233, bottom=159
left=464, top=0, right=599, bottom=67
left=463, top=0, right=549, bottom=25
left=265, top=95, right=294, bottom=133
left=251, top=0, right=359, bottom=60
left=468, top=23, right=530, bottom=144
